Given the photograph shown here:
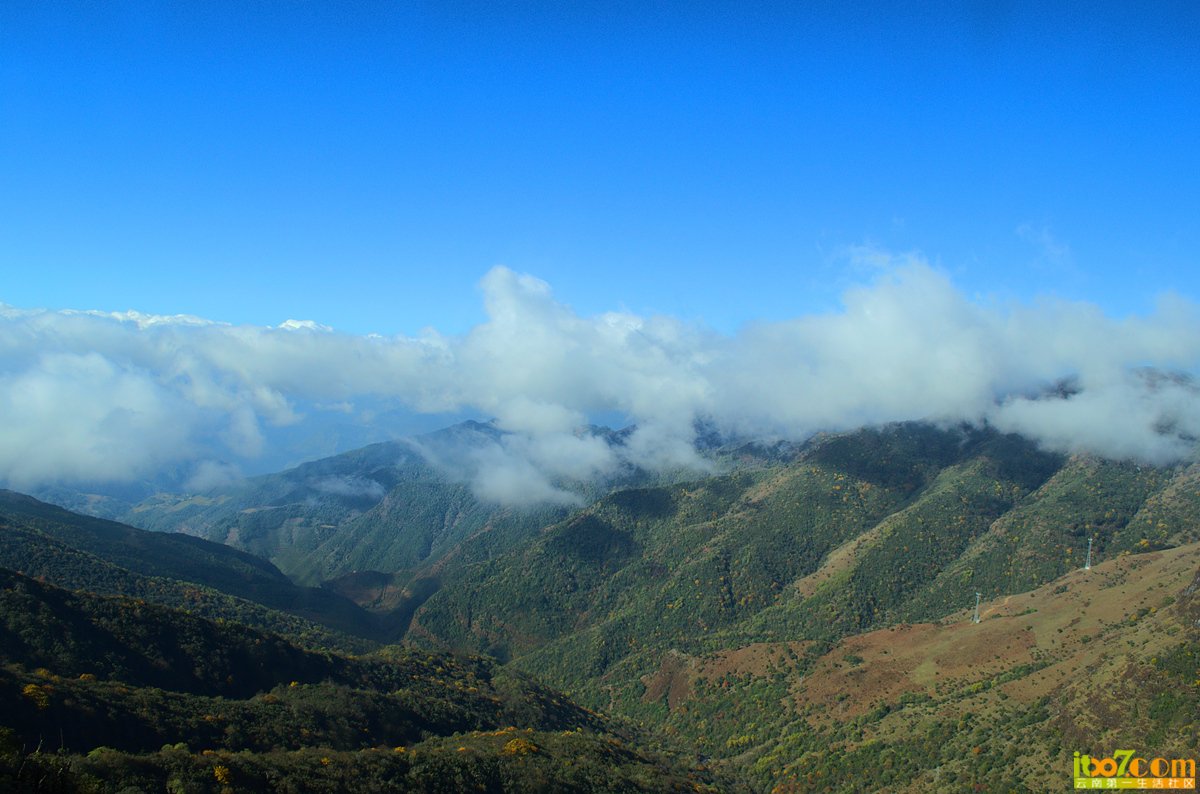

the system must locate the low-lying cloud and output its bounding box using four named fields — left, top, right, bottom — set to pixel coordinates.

left=2, top=258, right=1197, bottom=503
left=312, top=475, right=388, bottom=500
